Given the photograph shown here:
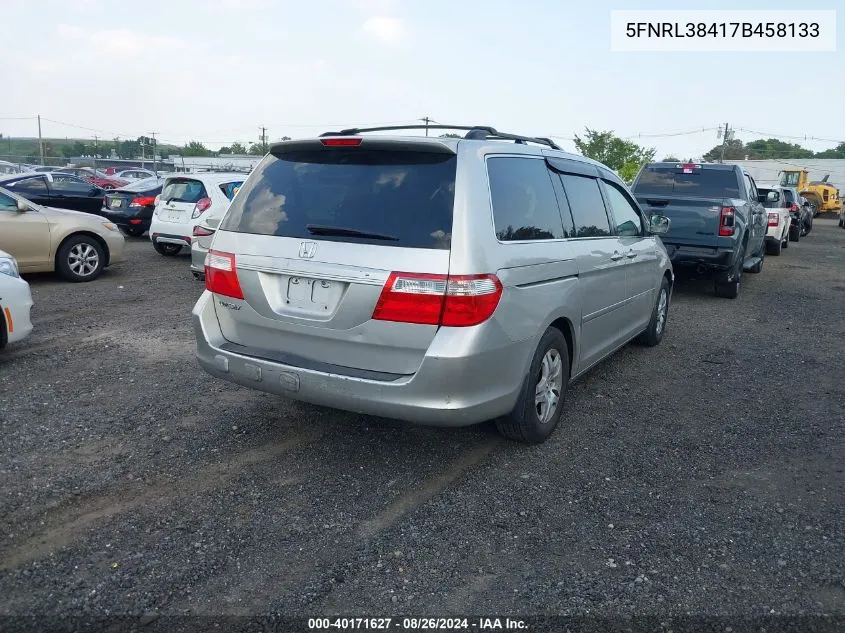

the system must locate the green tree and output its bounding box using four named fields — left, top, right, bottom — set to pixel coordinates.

left=440, top=133, right=461, bottom=138
left=573, top=128, right=655, bottom=183
left=248, top=142, right=265, bottom=156
left=229, top=141, right=247, bottom=154
left=702, top=139, right=746, bottom=162
left=183, top=141, right=212, bottom=157
left=744, top=138, right=813, bottom=159
left=661, top=155, right=680, bottom=162
left=815, top=142, right=845, bottom=158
